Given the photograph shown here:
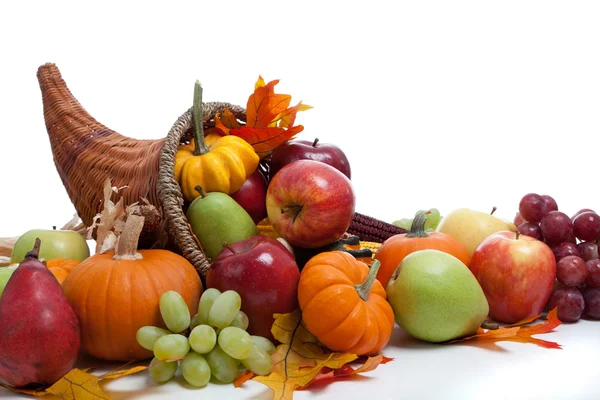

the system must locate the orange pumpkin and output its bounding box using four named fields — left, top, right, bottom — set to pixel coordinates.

left=62, top=215, right=203, bottom=362
left=374, top=211, right=471, bottom=288
left=298, top=251, right=394, bottom=356
left=46, top=259, right=81, bottom=285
